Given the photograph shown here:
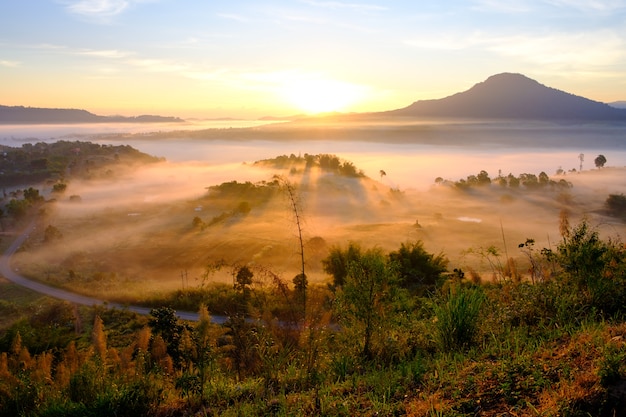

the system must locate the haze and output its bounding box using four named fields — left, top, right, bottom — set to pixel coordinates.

left=2, top=1, right=626, bottom=119
left=7, top=120, right=626, bottom=302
